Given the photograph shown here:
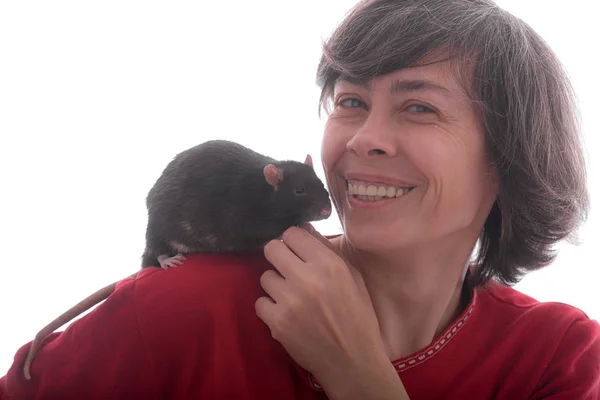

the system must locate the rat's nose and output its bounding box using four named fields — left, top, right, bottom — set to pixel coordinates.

left=320, top=207, right=331, bottom=217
